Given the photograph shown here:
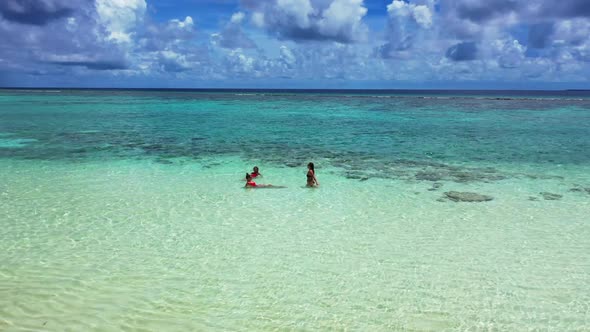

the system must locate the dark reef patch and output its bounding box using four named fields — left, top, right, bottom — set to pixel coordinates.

left=568, top=186, right=590, bottom=195
left=540, top=192, right=562, bottom=200
left=443, top=191, right=494, bottom=202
